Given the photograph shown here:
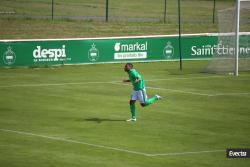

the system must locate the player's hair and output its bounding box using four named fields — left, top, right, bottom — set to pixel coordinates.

left=126, top=63, right=133, bottom=68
